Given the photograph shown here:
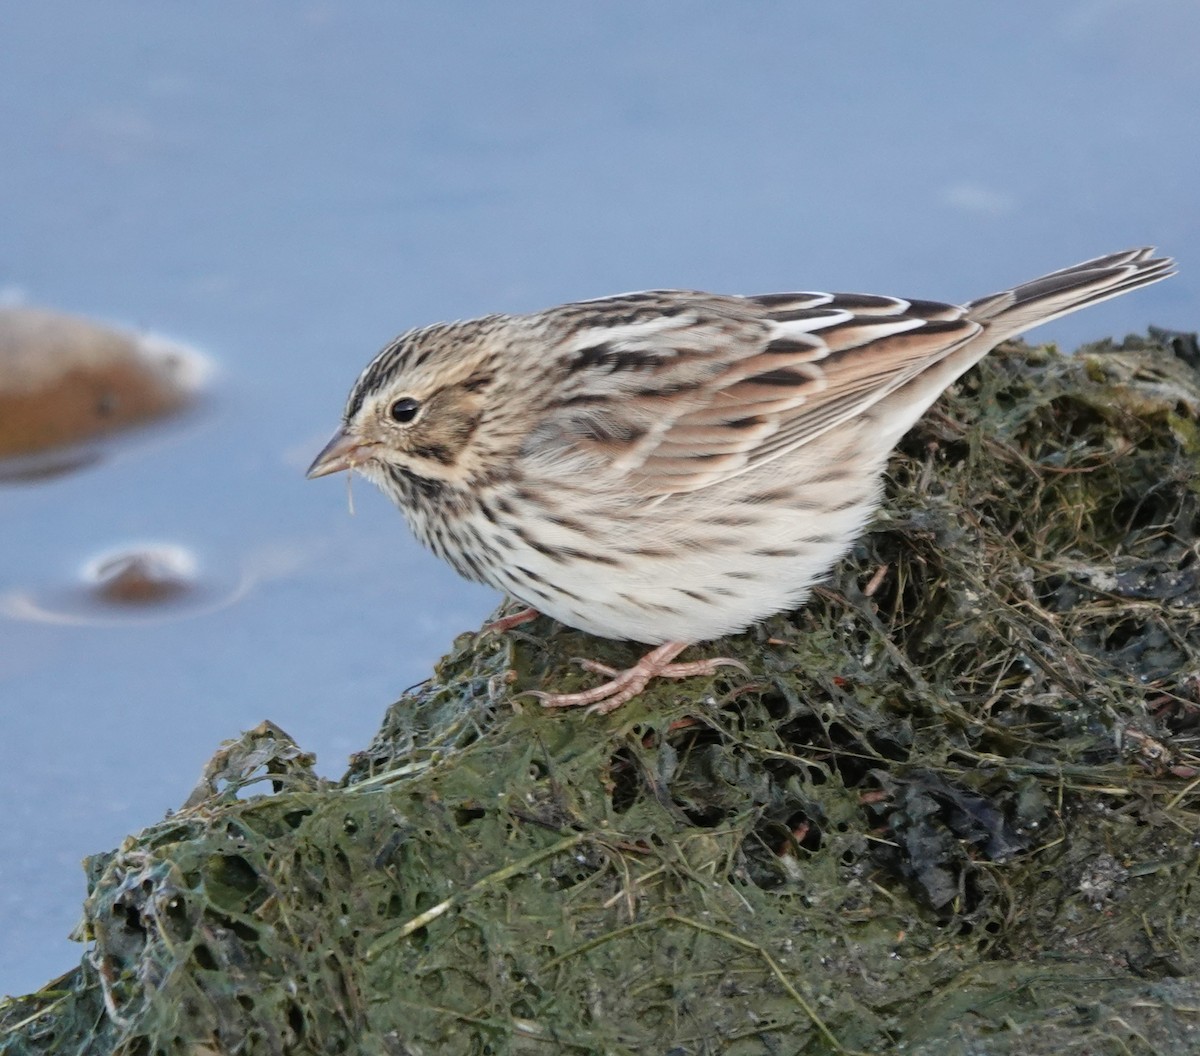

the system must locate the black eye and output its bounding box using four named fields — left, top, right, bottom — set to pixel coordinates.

left=389, top=397, right=421, bottom=424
